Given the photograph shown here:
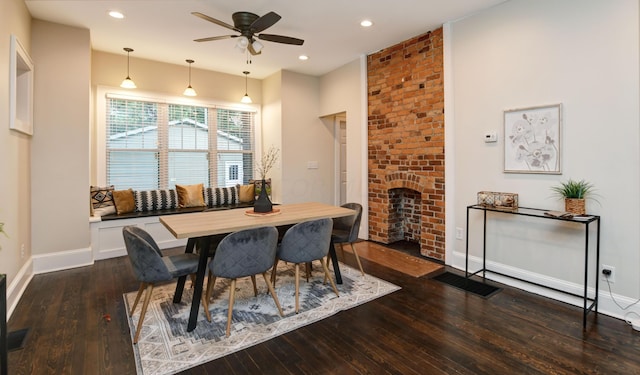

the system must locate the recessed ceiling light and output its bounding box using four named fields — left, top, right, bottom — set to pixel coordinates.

left=360, top=19, right=373, bottom=27
left=109, top=11, right=125, bottom=19
left=298, top=55, right=309, bottom=61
